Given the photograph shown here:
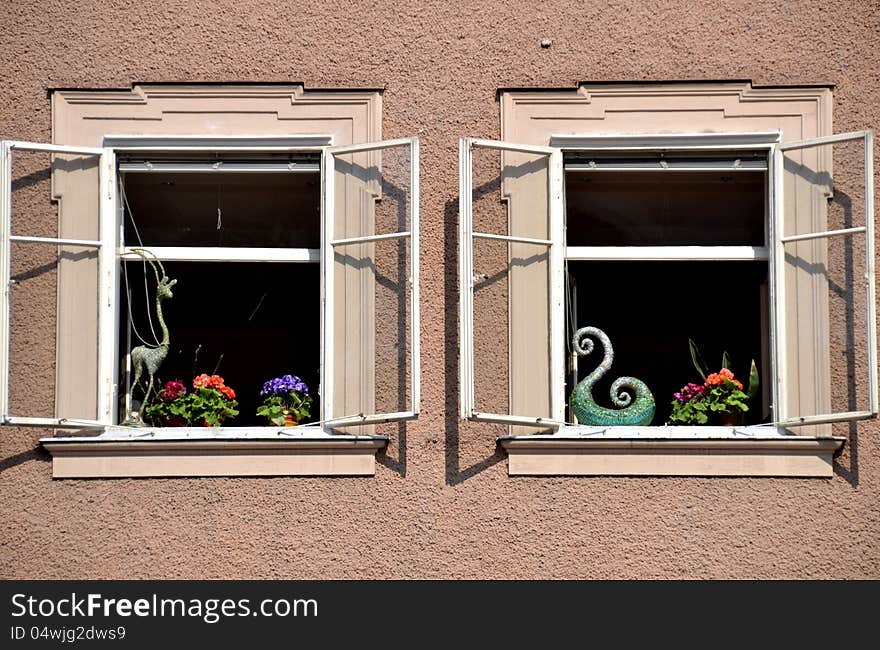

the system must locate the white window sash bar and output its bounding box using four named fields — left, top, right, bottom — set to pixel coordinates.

left=325, top=137, right=417, bottom=156
left=548, top=148, right=565, bottom=422
left=6, top=141, right=105, bottom=156
left=776, top=410, right=876, bottom=428
left=320, top=147, right=333, bottom=423
left=566, top=245, right=769, bottom=262
left=780, top=226, right=866, bottom=244
left=459, top=139, right=474, bottom=419
left=10, top=235, right=102, bottom=247
left=99, top=149, right=117, bottom=425
left=2, top=415, right=106, bottom=428
left=768, top=144, right=784, bottom=422
left=331, top=231, right=410, bottom=247
left=468, top=138, right=560, bottom=156
left=866, top=130, right=877, bottom=416
left=121, top=247, right=319, bottom=263
left=0, top=142, right=11, bottom=420
left=473, top=232, right=553, bottom=247
left=777, top=130, right=870, bottom=151
left=470, top=412, right=567, bottom=427
left=410, top=137, right=421, bottom=415
left=322, top=410, right=418, bottom=427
